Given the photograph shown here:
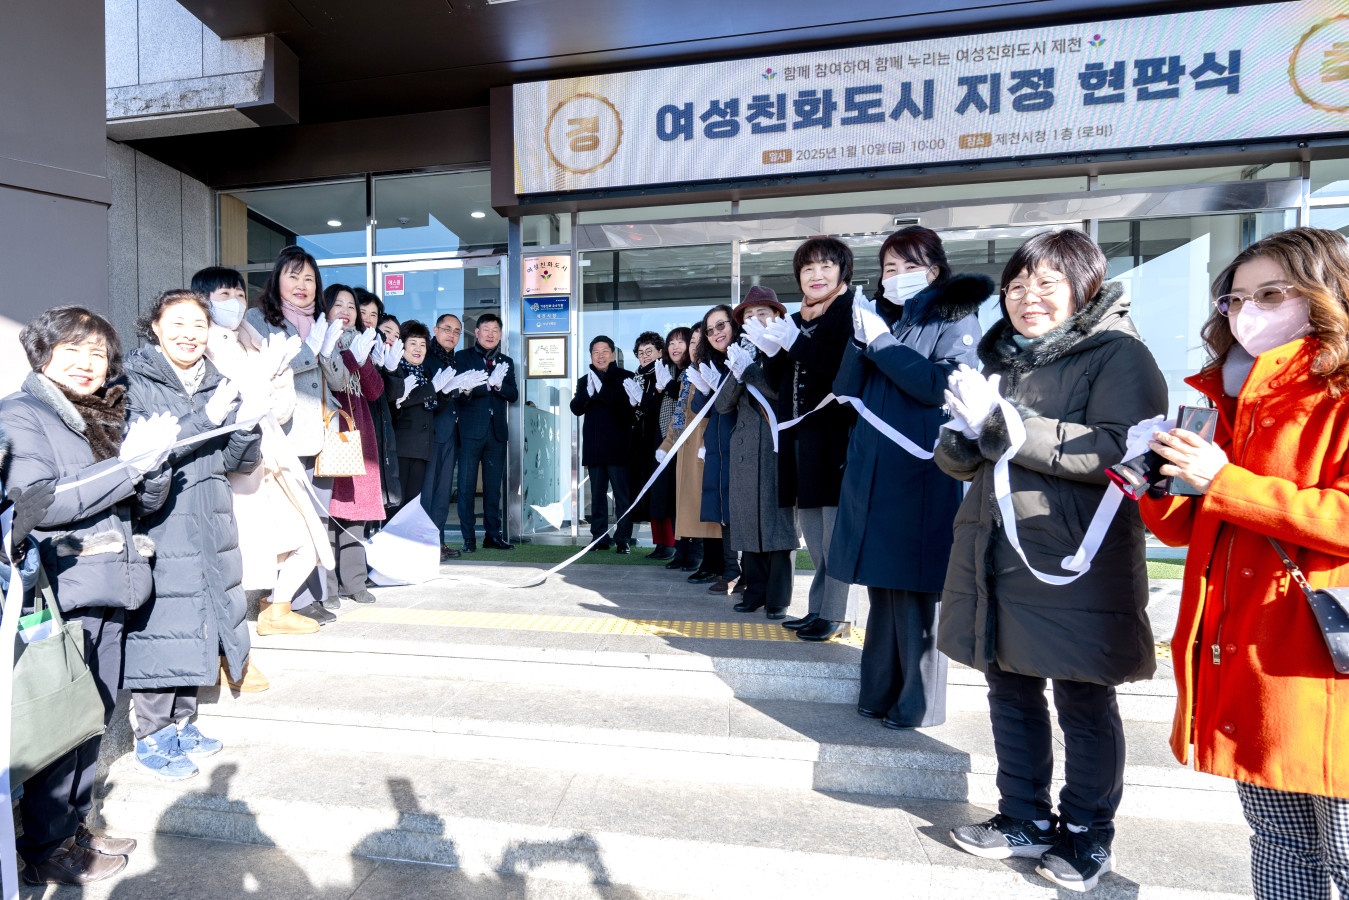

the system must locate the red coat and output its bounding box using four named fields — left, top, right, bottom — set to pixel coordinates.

left=1141, top=336, right=1349, bottom=798
left=328, top=350, right=387, bottom=522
